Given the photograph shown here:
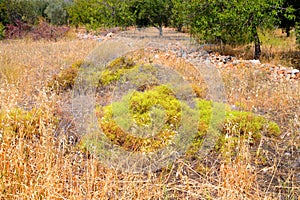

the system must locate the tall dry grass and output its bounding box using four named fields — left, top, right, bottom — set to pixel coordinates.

left=0, top=34, right=299, bottom=199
